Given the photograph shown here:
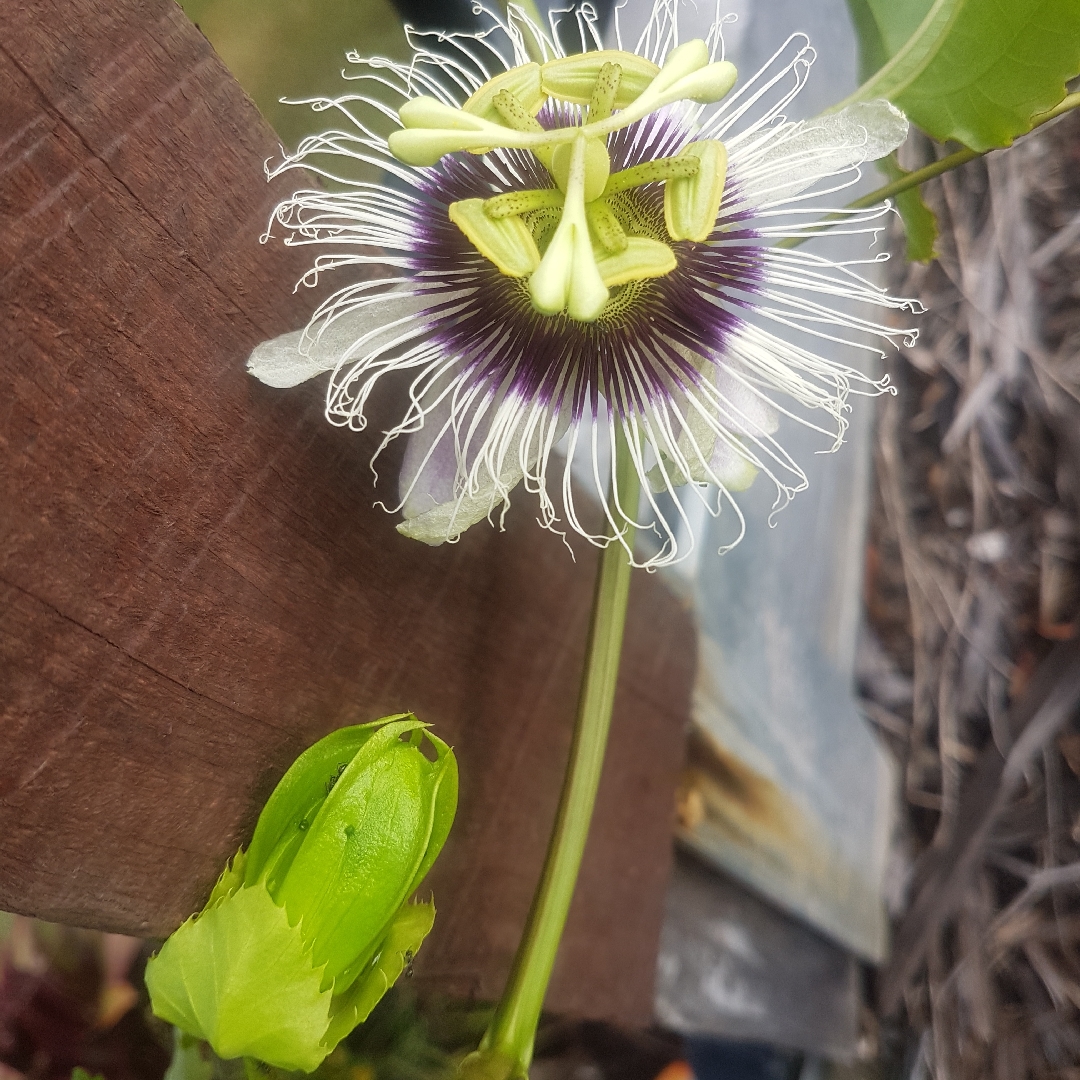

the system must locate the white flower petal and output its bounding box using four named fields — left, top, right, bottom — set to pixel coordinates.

left=655, top=346, right=781, bottom=488
left=398, top=395, right=461, bottom=519
left=397, top=392, right=530, bottom=545
left=247, top=290, right=429, bottom=388
left=396, top=473, right=523, bottom=545
left=715, top=367, right=780, bottom=438
left=737, top=99, right=908, bottom=207
left=709, top=438, right=759, bottom=492
left=397, top=435, right=526, bottom=545
left=247, top=329, right=331, bottom=388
